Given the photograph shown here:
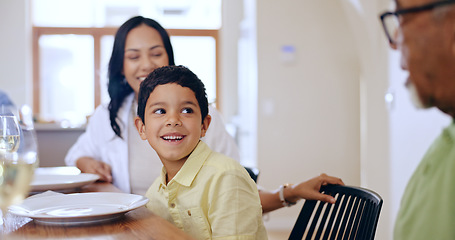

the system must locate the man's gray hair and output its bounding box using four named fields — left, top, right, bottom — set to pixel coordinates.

left=433, top=1, right=455, bottom=20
